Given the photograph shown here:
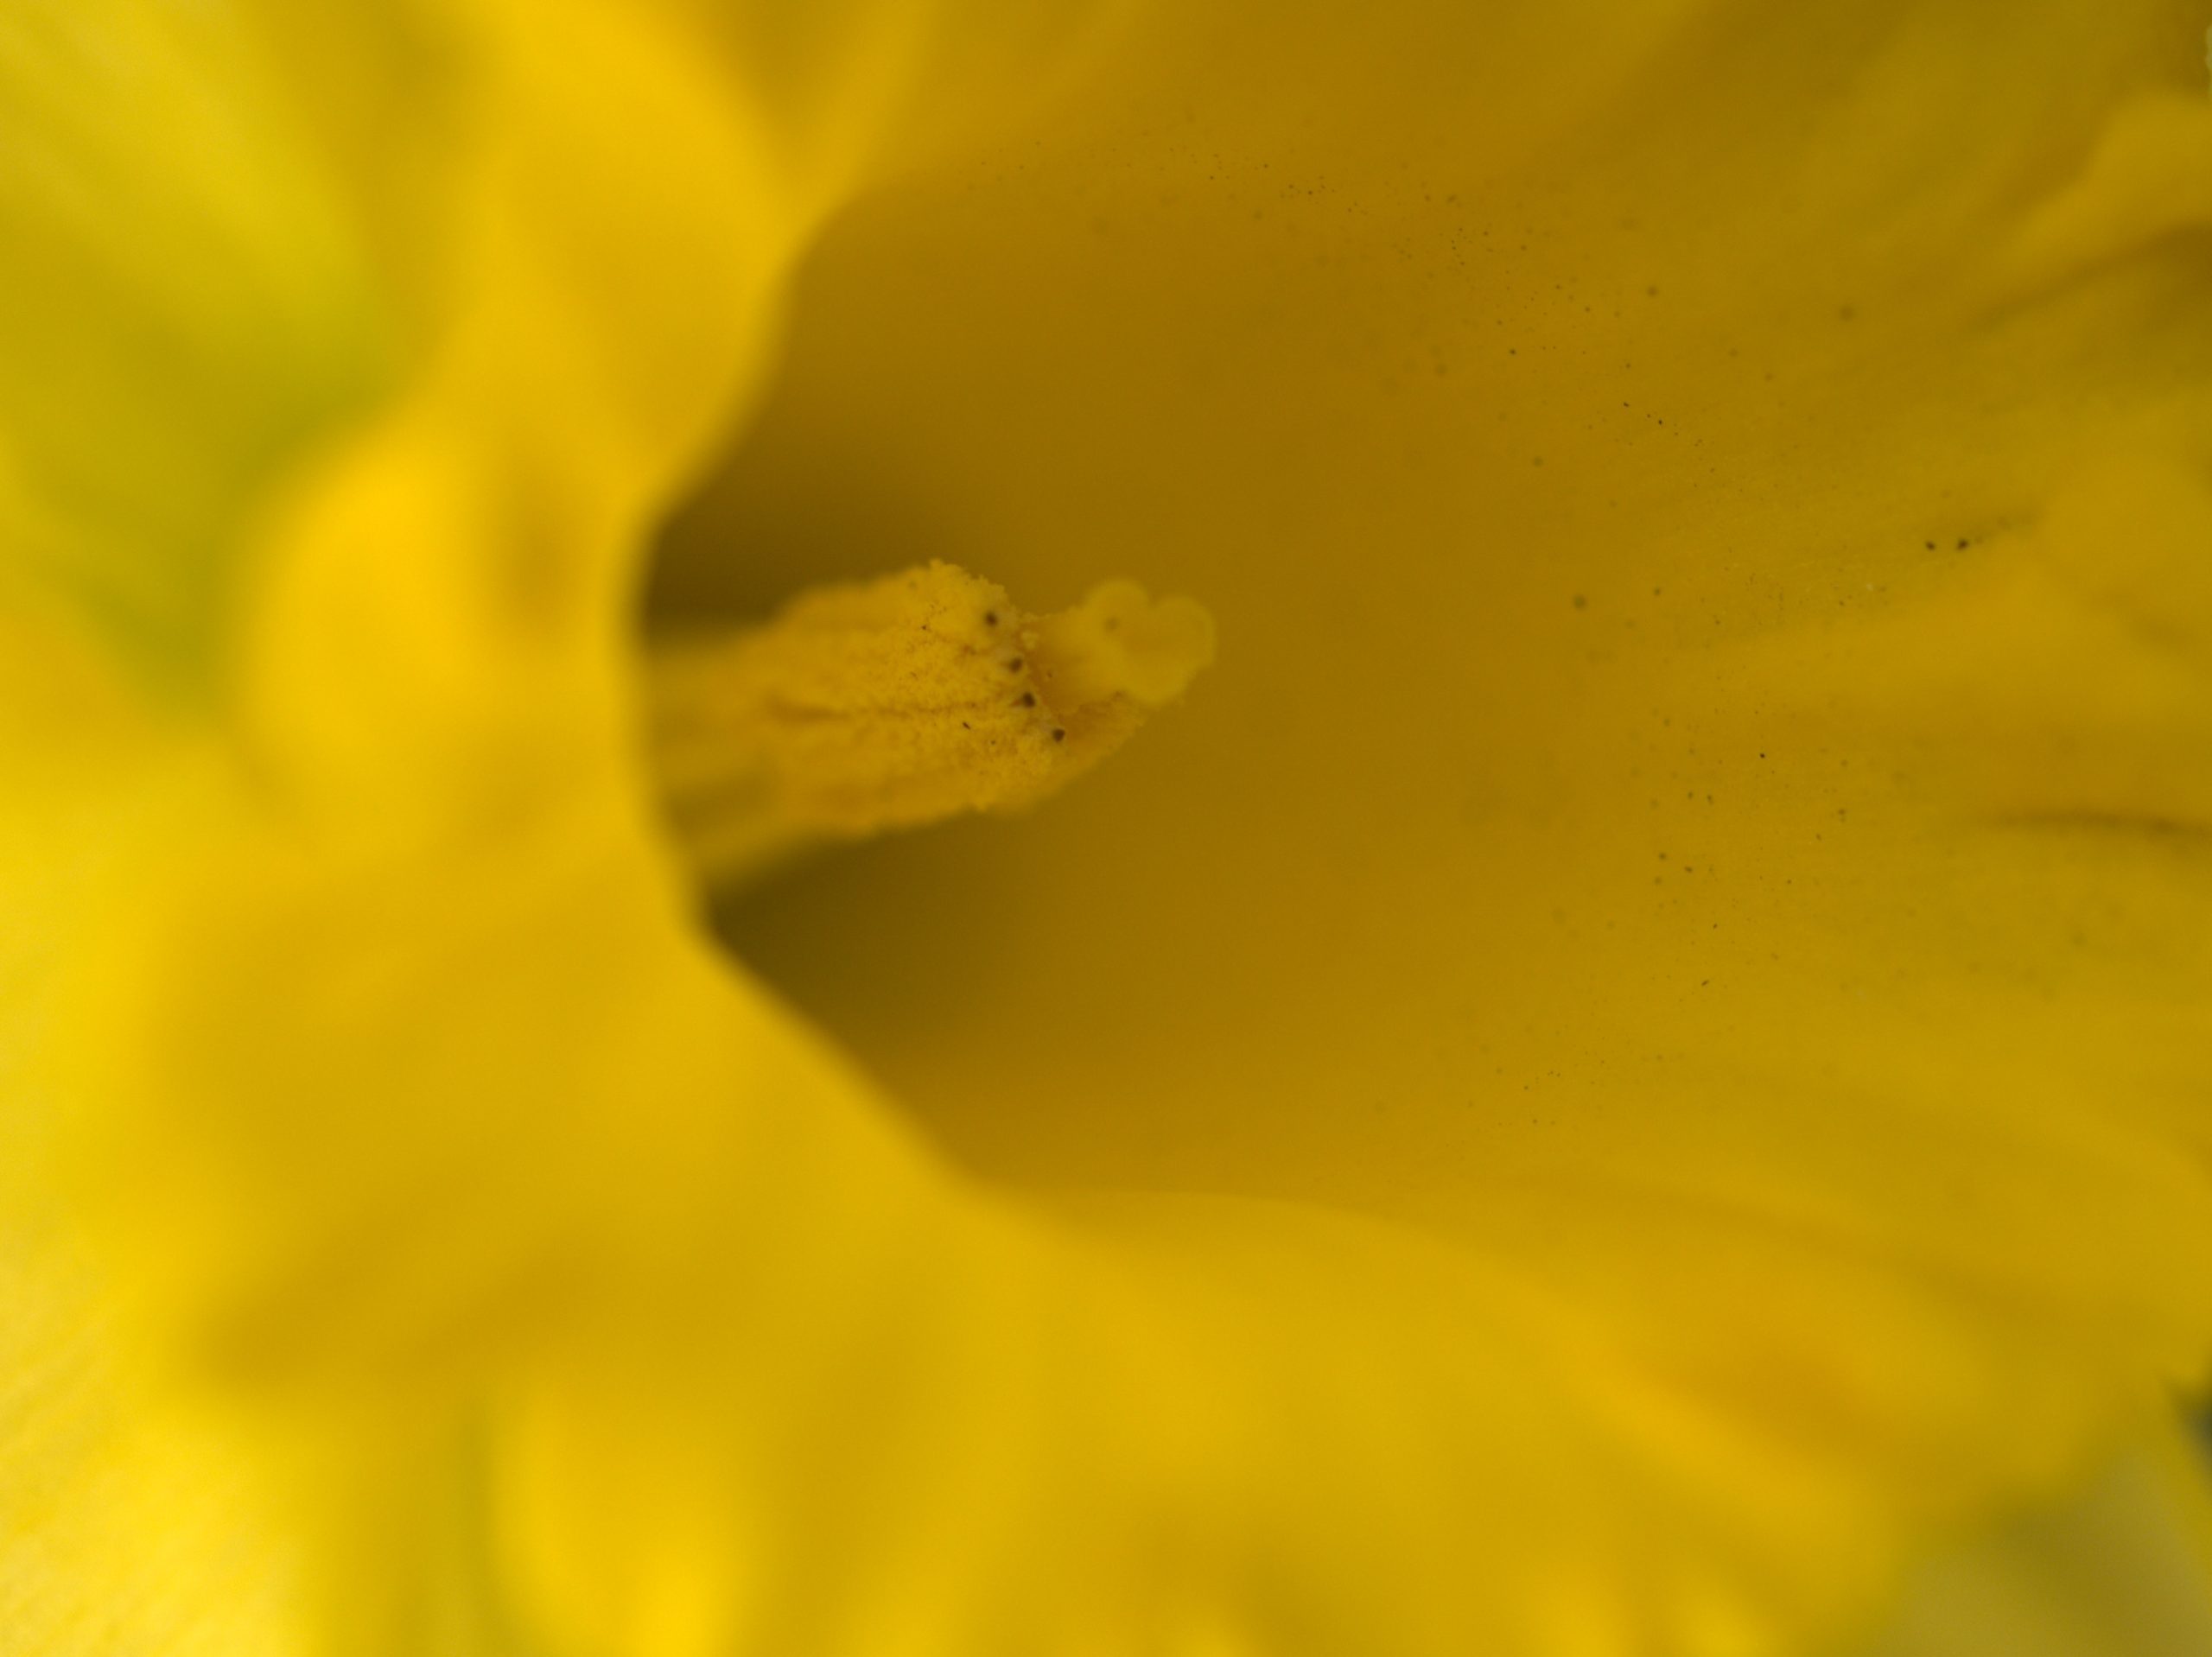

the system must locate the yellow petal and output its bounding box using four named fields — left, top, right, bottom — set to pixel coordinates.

left=3, top=0, right=815, bottom=1645
left=0, top=0, right=411, bottom=677
left=0, top=1219, right=306, bottom=1657
left=1857, top=1424, right=2212, bottom=1657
